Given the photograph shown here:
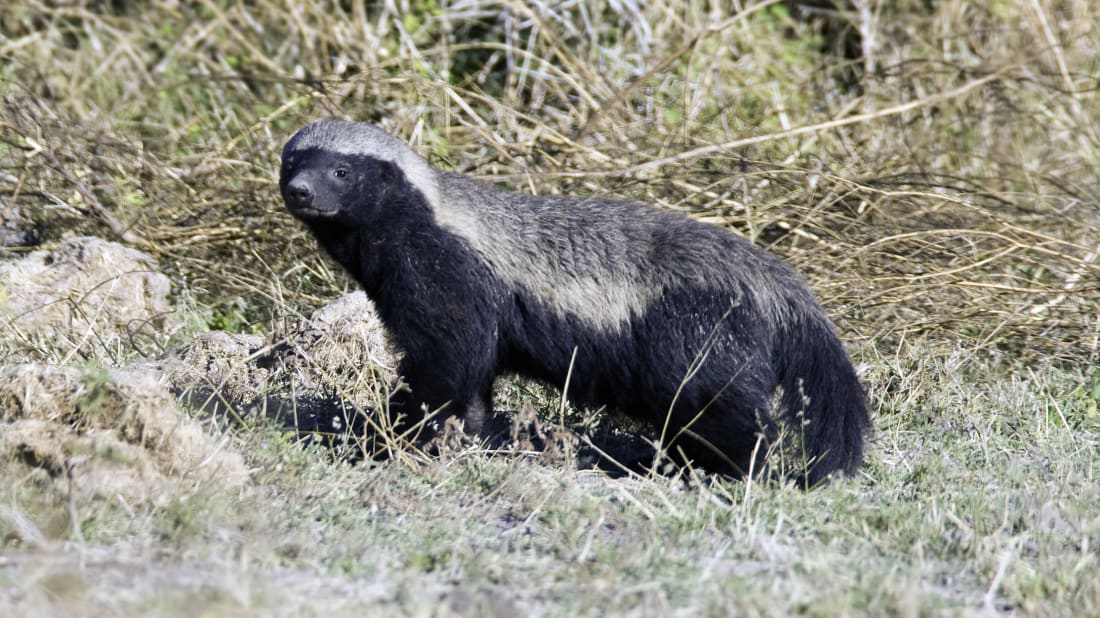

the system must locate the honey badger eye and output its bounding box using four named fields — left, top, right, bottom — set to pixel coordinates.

left=333, top=168, right=349, bottom=179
